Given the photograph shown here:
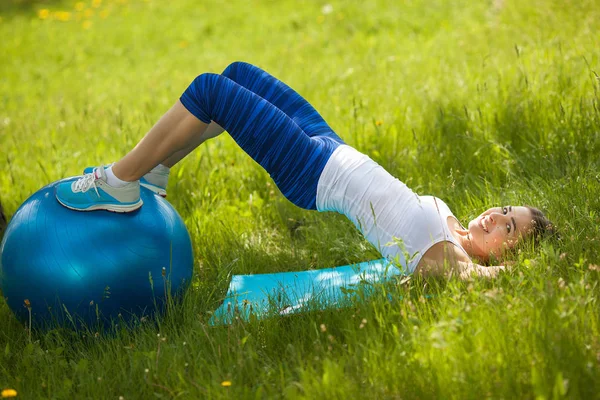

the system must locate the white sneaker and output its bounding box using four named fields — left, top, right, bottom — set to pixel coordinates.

left=84, top=164, right=168, bottom=197
left=56, top=166, right=142, bottom=212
